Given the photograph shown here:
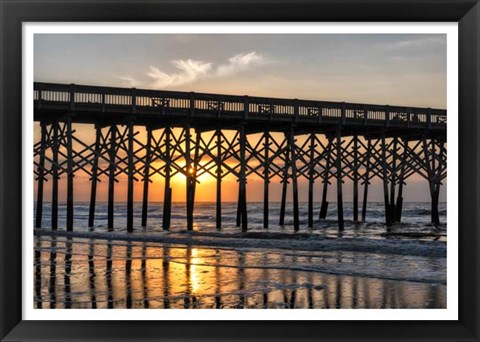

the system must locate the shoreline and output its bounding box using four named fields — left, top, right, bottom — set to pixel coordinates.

left=34, top=233, right=447, bottom=308
left=34, top=228, right=446, bottom=258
